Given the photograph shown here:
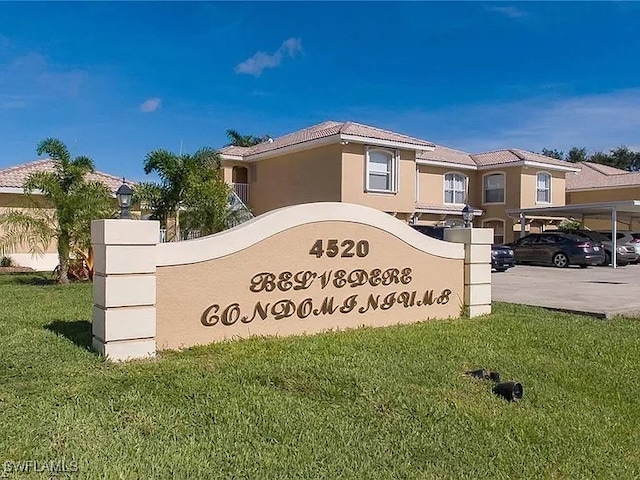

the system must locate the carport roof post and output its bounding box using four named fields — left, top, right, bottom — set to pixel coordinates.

left=506, top=200, right=640, bottom=269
